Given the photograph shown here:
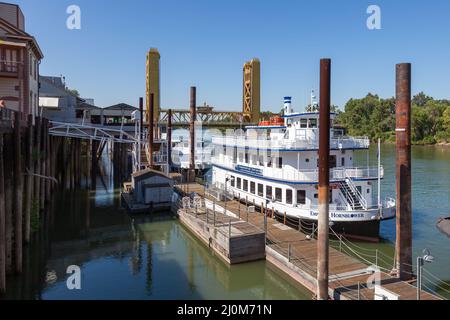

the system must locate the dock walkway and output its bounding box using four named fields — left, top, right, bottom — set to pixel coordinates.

left=174, top=182, right=440, bottom=300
